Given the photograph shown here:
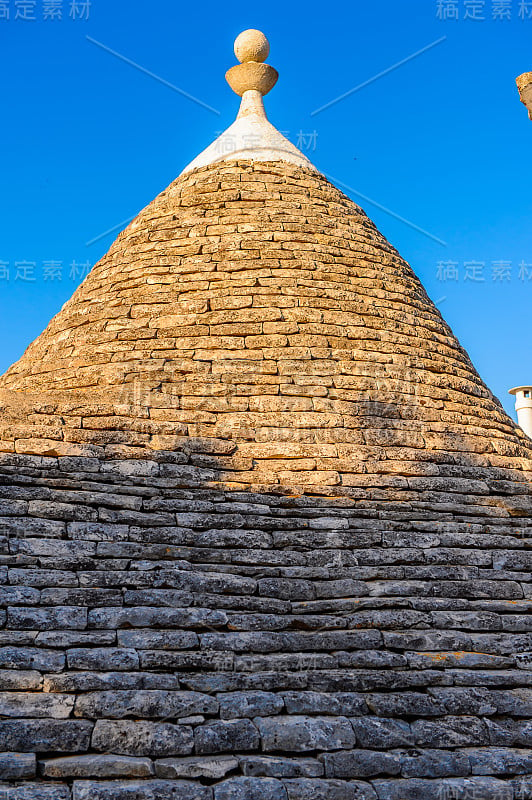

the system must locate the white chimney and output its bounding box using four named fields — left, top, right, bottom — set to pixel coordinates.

left=509, top=386, right=532, bottom=439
